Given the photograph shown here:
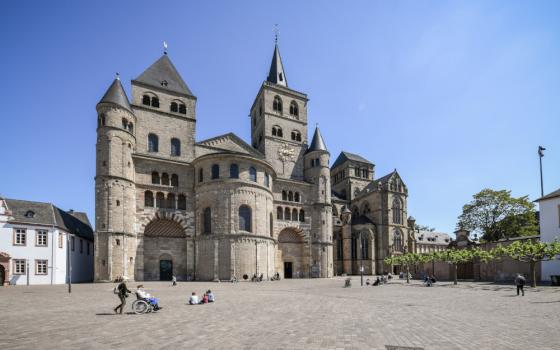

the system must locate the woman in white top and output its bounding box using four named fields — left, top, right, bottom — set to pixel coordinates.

left=189, top=292, right=199, bottom=305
